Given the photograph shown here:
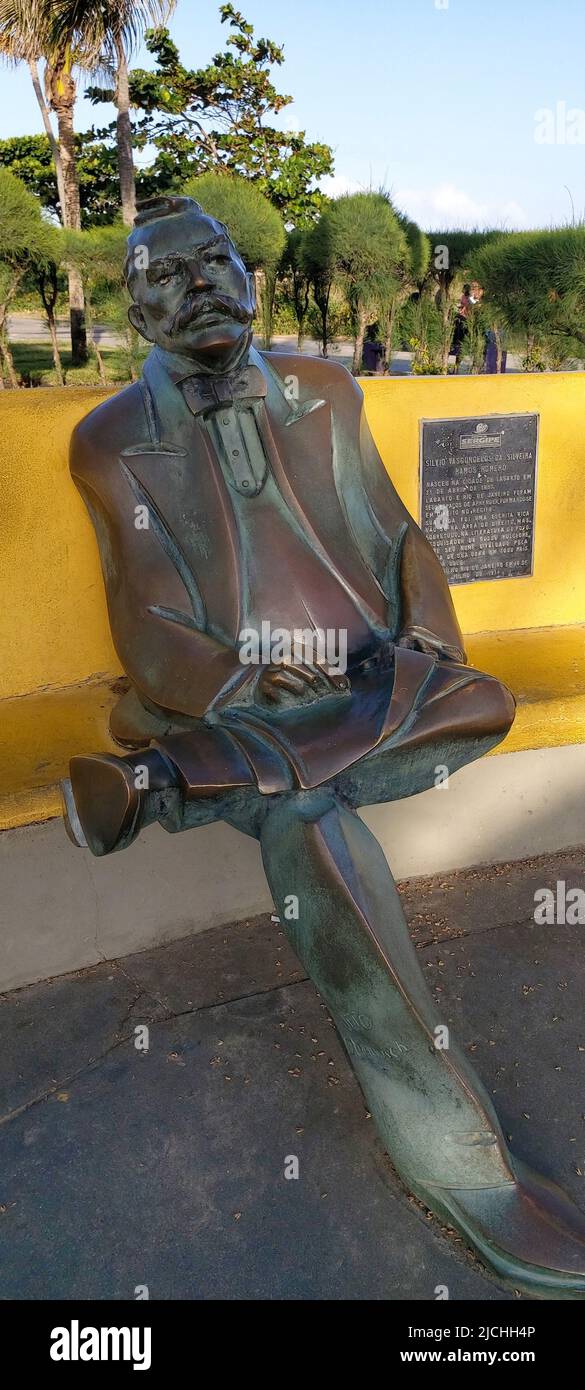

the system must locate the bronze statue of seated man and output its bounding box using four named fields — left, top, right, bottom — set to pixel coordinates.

left=62, top=195, right=585, bottom=1296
